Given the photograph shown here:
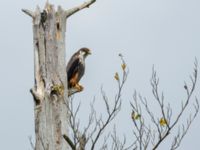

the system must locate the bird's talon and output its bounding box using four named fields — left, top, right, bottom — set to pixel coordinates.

left=75, top=84, right=84, bottom=92
left=79, top=85, right=84, bottom=91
